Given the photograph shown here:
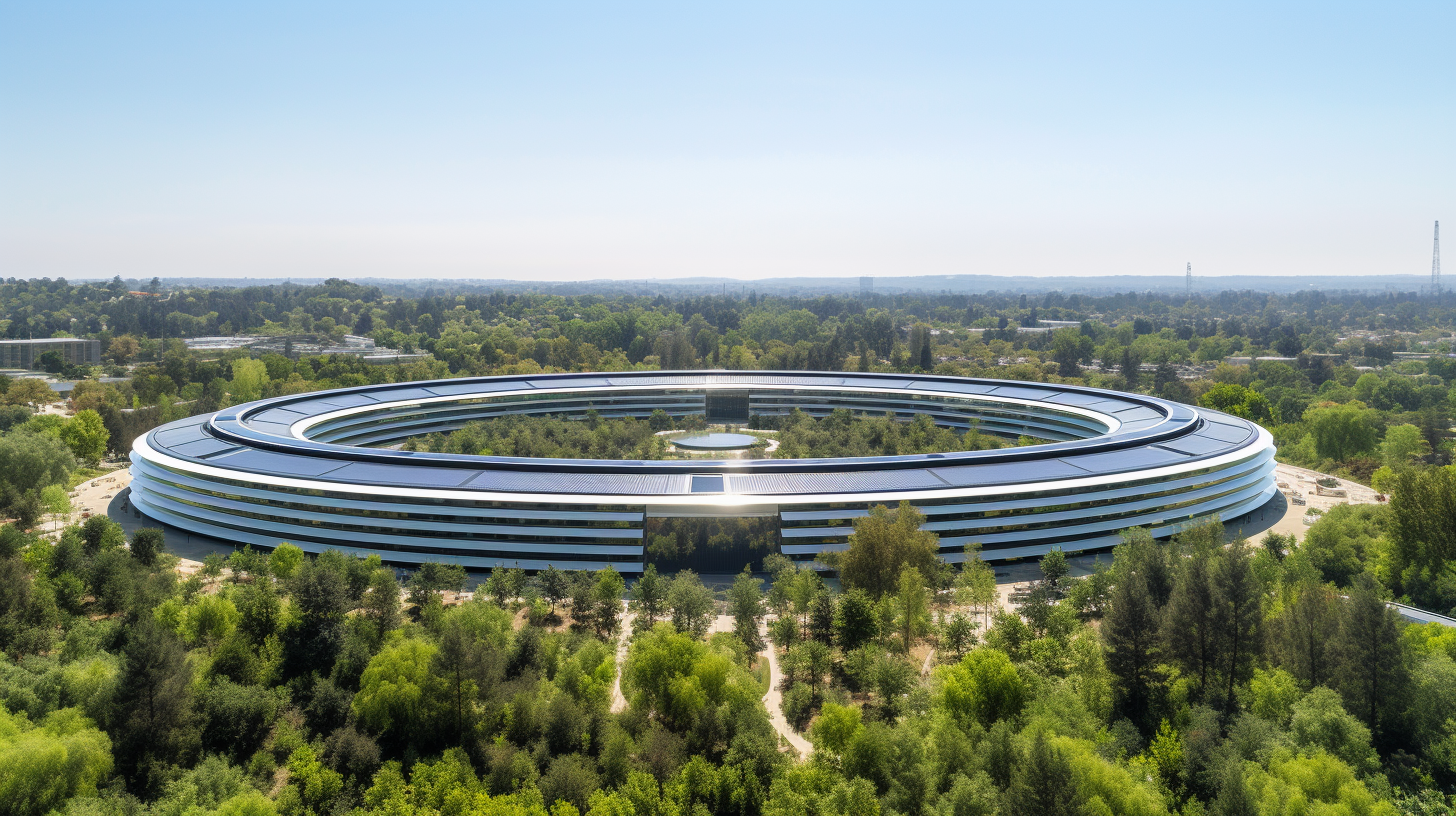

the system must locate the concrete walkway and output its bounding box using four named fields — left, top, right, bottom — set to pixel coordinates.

left=759, top=619, right=812, bottom=757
